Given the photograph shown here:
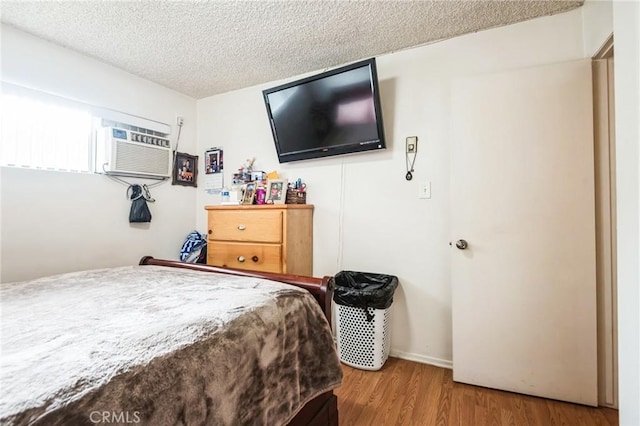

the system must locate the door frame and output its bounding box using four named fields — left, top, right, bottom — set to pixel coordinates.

left=592, top=34, right=618, bottom=409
